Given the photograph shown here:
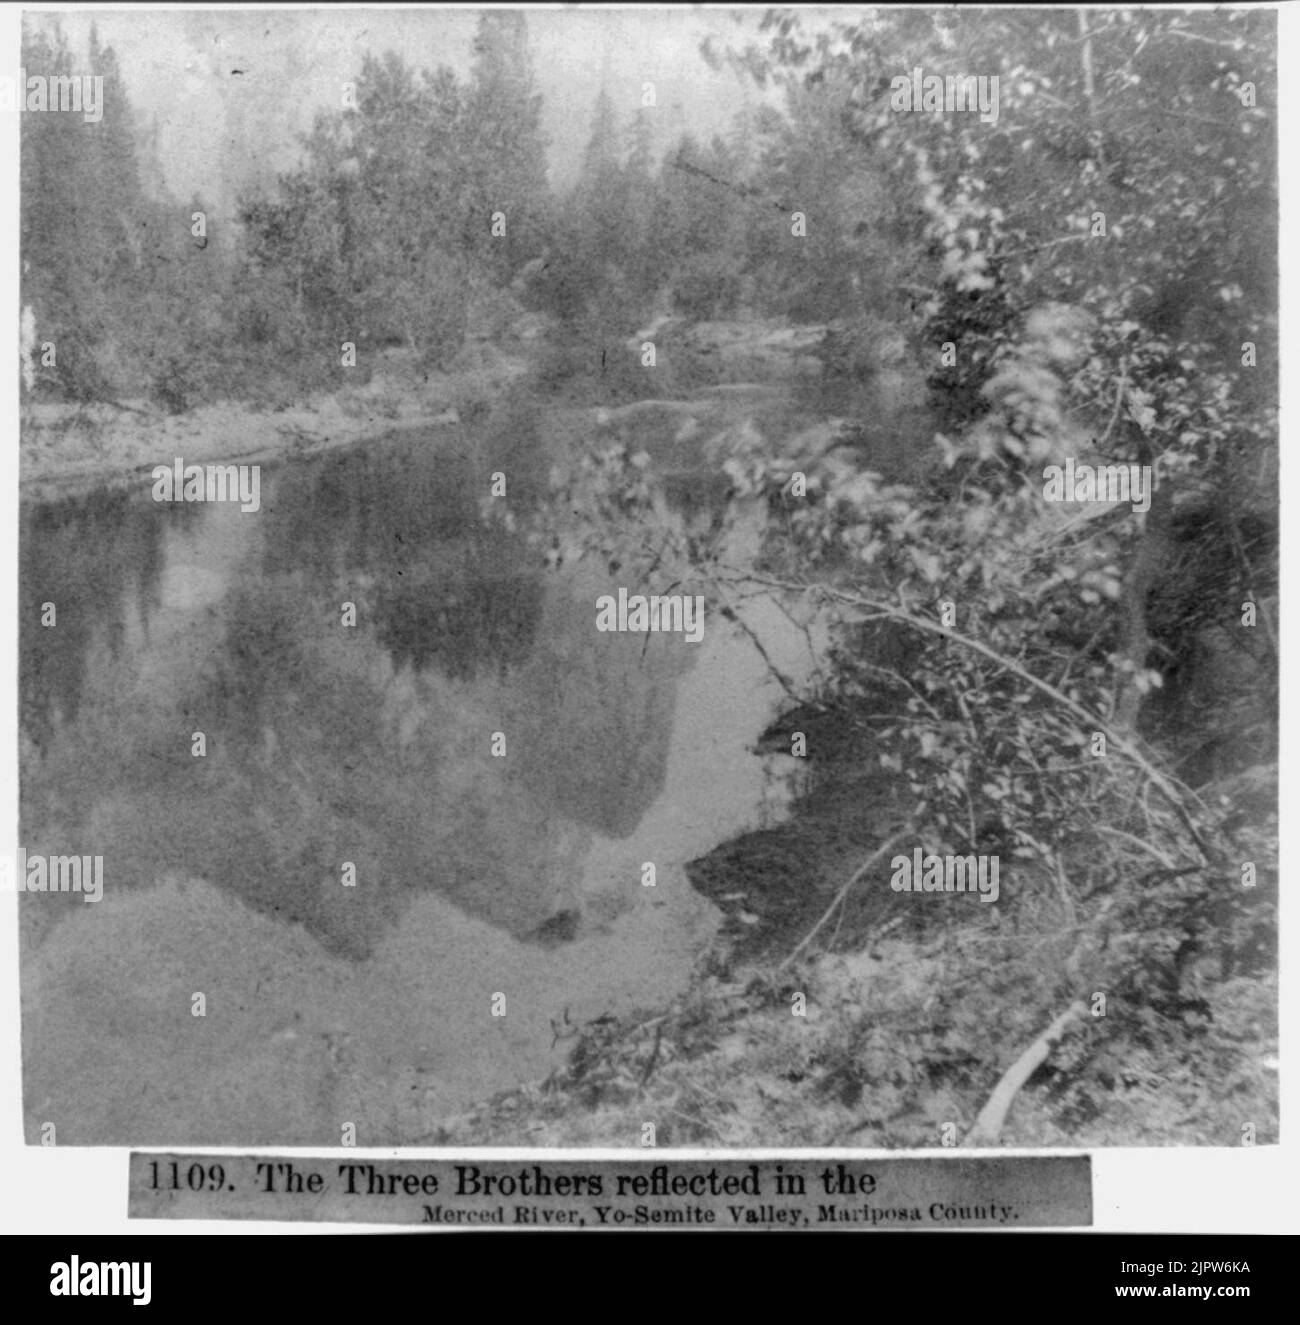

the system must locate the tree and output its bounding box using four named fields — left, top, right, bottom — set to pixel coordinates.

left=463, top=11, right=550, bottom=279
left=656, top=5, right=1280, bottom=1142
left=22, top=17, right=158, bottom=400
